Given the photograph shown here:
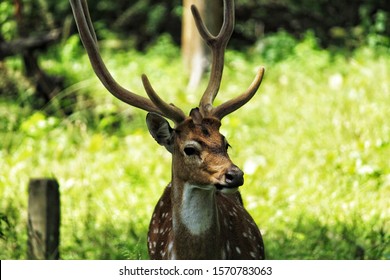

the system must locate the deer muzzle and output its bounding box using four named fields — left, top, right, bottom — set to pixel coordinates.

left=216, top=165, right=244, bottom=190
